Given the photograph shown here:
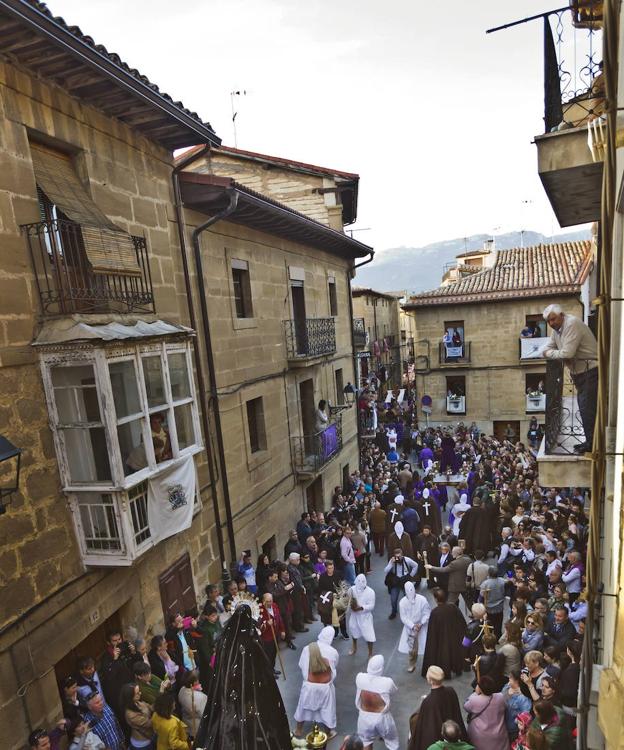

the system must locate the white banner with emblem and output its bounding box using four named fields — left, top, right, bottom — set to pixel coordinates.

left=148, top=455, right=196, bottom=543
